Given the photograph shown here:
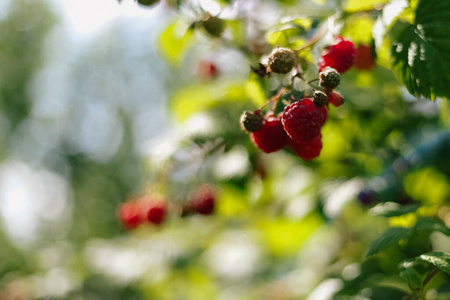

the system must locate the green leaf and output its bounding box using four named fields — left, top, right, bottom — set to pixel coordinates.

left=369, top=202, right=421, bottom=217
left=390, top=0, right=450, bottom=100
left=400, top=268, right=423, bottom=289
left=170, top=81, right=259, bottom=122
left=414, top=217, right=450, bottom=236
left=417, top=252, right=450, bottom=275
left=159, top=20, right=194, bottom=65
left=367, top=227, right=411, bottom=256
left=344, top=0, right=391, bottom=13
left=266, top=23, right=306, bottom=46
